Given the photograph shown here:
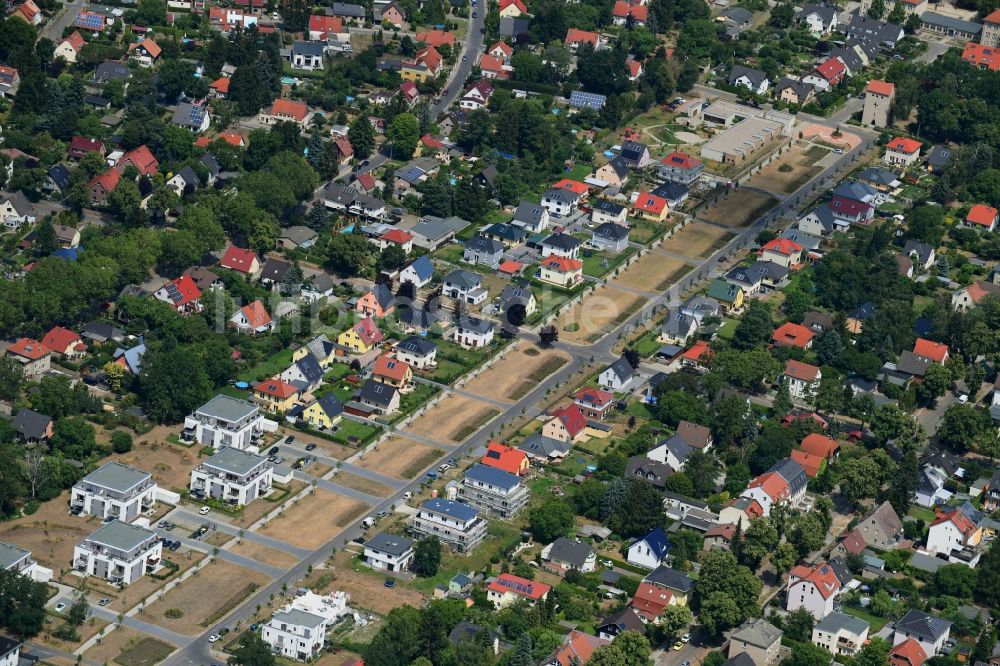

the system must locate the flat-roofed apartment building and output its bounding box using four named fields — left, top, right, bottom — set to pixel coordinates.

left=182, top=394, right=267, bottom=450
left=190, top=447, right=273, bottom=506
left=410, top=498, right=488, bottom=553
left=70, top=461, right=157, bottom=522
left=701, top=115, right=786, bottom=165
left=72, top=521, right=162, bottom=586
left=457, top=464, right=529, bottom=519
